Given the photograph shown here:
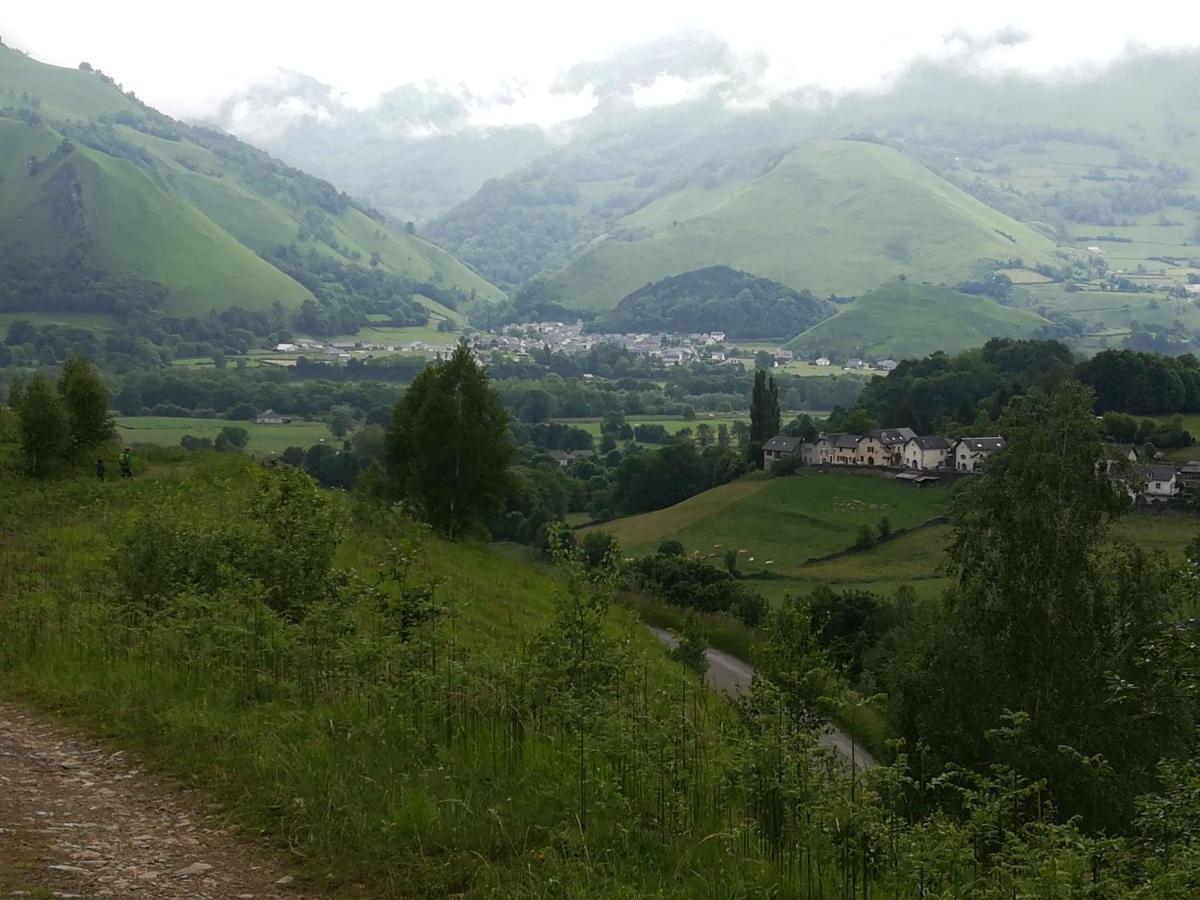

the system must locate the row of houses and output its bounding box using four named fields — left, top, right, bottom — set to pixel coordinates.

left=765, top=432, right=1198, bottom=503
left=763, top=429, right=1007, bottom=474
